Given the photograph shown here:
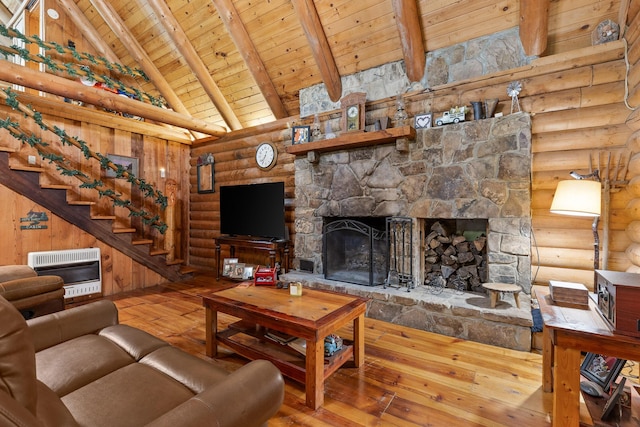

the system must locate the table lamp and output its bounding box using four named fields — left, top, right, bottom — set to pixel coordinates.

left=550, top=174, right=602, bottom=287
